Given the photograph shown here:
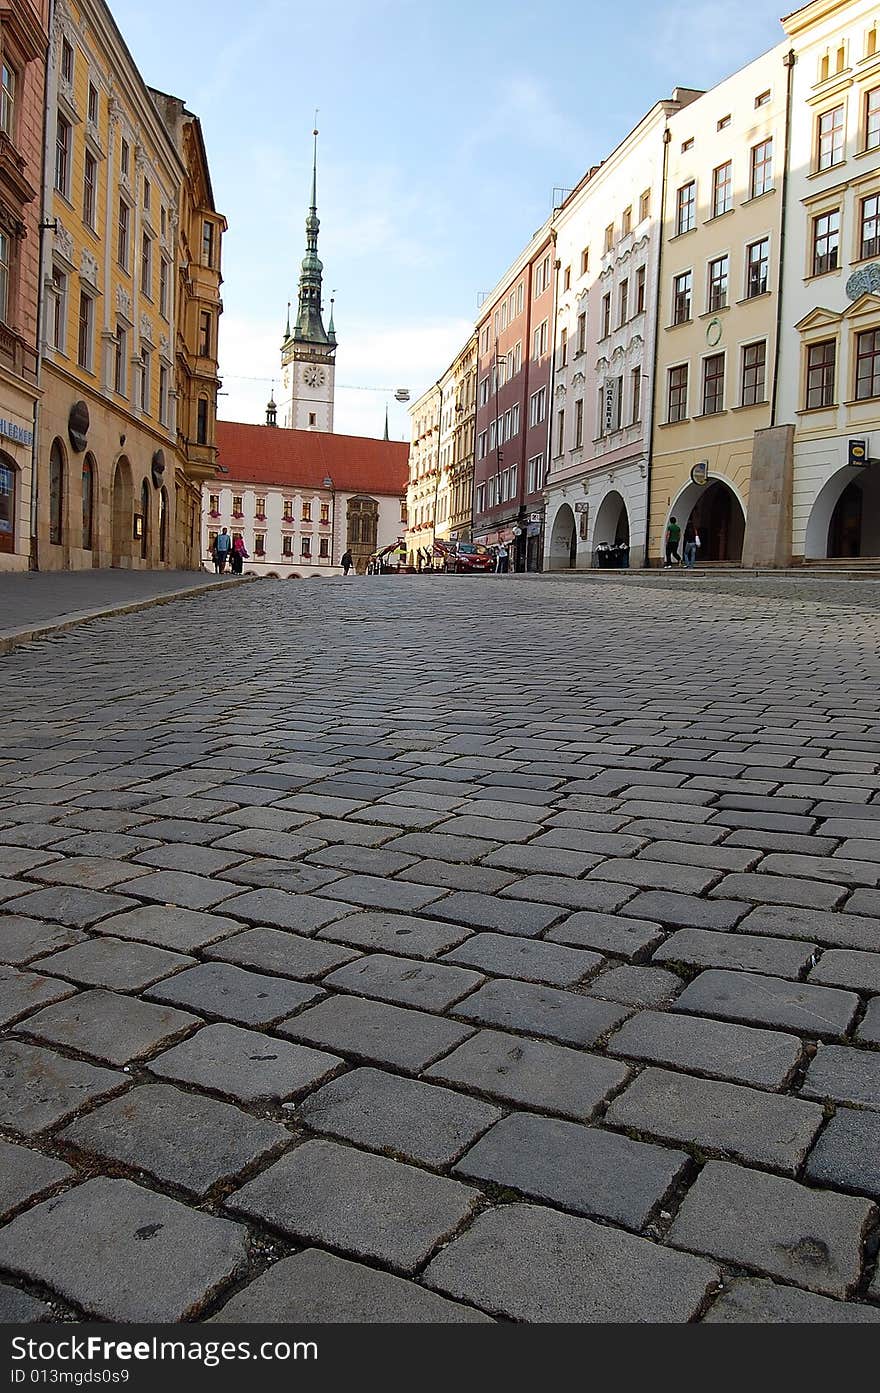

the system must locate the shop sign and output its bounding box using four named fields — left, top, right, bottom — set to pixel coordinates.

left=574, top=501, right=589, bottom=513
left=690, top=461, right=709, bottom=486
left=526, top=523, right=541, bottom=537
left=0, top=417, right=33, bottom=449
